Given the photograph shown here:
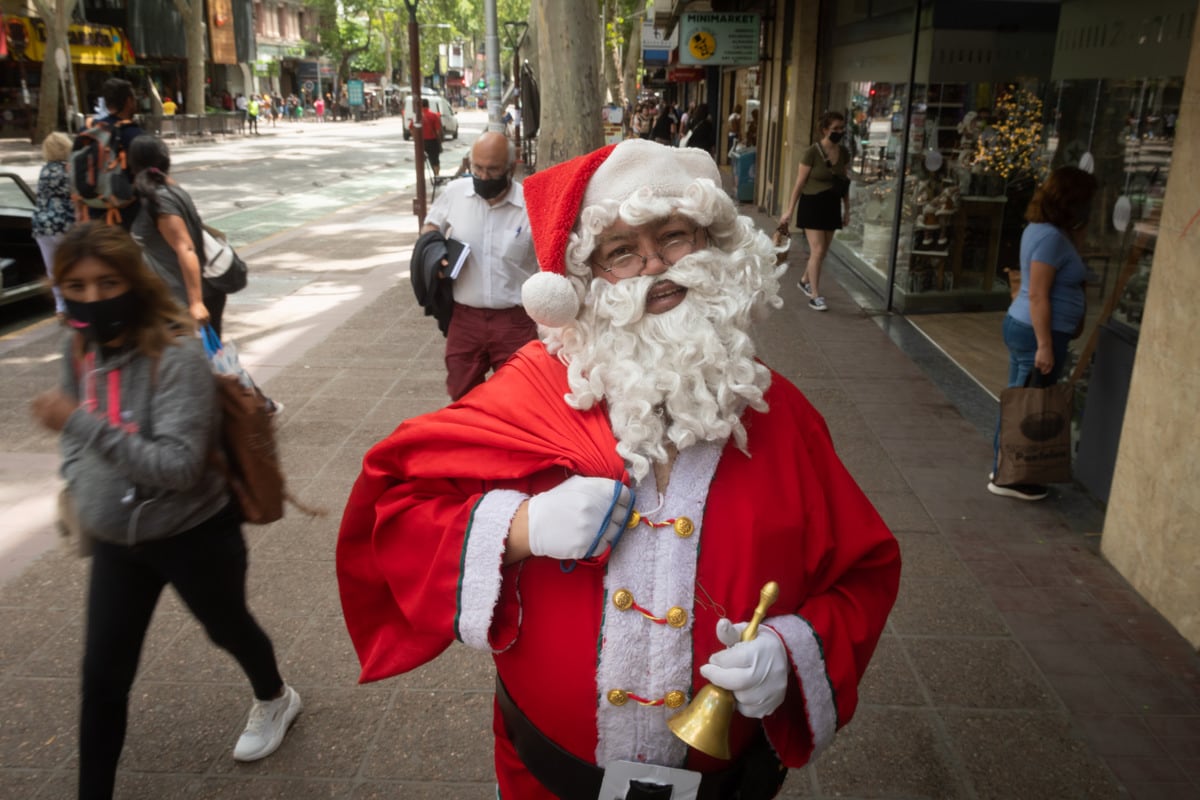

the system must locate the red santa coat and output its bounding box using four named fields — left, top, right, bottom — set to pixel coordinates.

left=338, top=342, right=900, bottom=798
